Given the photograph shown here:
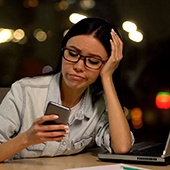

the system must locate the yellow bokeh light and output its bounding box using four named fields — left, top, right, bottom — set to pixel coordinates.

left=33, top=29, right=47, bottom=42
left=13, top=29, right=25, bottom=41
left=128, top=31, right=143, bottom=42
left=59, top=1, right=69, bottom=10
left=69, top=13, right=87, bottom=24
left=122, top=21, right=137, bottom=32
left=122, top=20, right=143, bottom=43
left=0, top=28, right=13, bottom=43
left=80, top=0, right=95, bottom=10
